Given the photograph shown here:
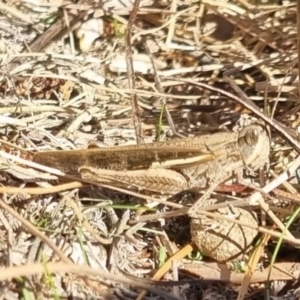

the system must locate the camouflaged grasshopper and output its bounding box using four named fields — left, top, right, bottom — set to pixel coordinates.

left=33, top=124, right=270, bottom=204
